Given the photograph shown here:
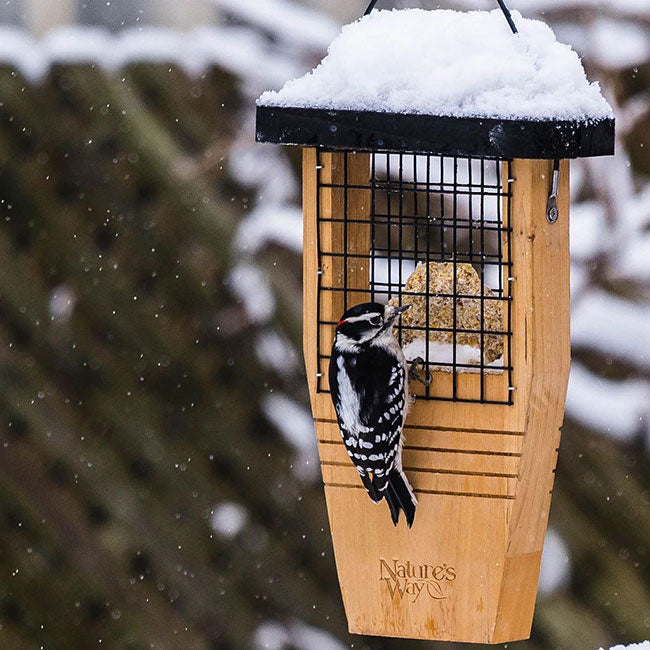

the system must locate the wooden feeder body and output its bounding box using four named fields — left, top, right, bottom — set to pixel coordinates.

left=303, top=151, right=568, bottom=643
left=257, top=105, right=614, bottom=644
